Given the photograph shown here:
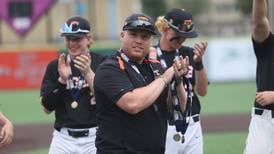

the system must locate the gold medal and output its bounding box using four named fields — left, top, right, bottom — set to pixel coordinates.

left=71, top=101, right=78, bottom=109
left=173, top=133, right=181, bottom=142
